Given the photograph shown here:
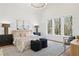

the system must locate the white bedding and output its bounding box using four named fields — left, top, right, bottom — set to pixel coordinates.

left=12, top=30, right=32, bottom=52
left=13, top=33, right=40, bottom=52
